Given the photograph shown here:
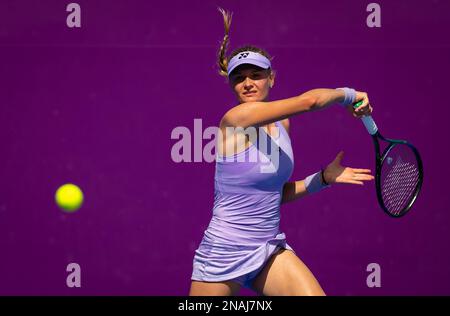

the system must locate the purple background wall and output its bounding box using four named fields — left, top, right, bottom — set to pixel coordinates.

left=0, top=0, right=449, bottom=295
